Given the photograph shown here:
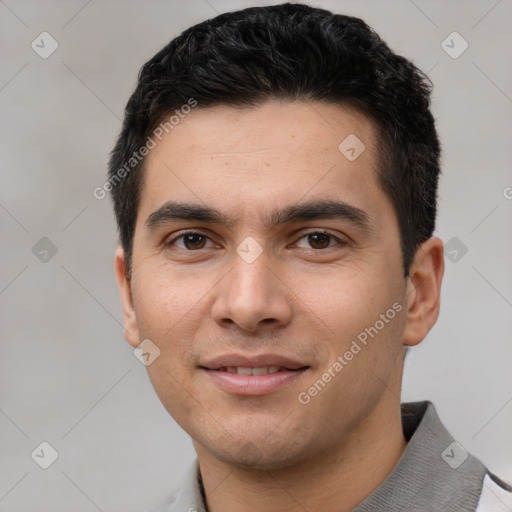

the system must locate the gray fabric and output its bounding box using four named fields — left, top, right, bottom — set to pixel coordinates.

left=353, top=401, right=487, bottom=511
left=149, top=401, right=488, bottom=511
